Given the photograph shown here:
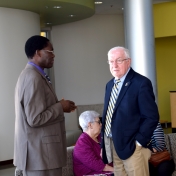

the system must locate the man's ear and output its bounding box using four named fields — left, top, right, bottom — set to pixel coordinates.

left=35, top=50, right=41, bottom=57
